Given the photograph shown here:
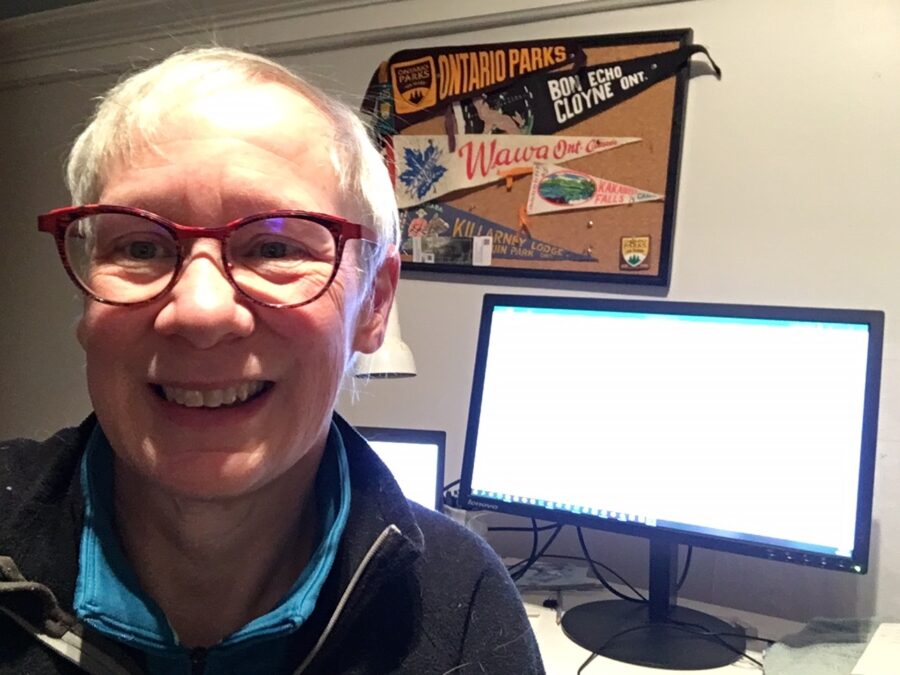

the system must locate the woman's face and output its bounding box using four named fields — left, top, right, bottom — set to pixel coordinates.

left=78, top=82, right=396, bottom=499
